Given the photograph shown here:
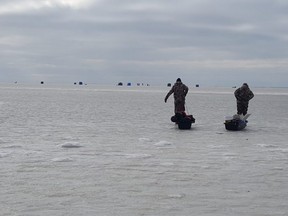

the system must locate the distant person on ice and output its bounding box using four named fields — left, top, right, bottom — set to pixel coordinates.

left=164, top=78, right=189, bottom=114
left=234, top=83, right=254, bottom=116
